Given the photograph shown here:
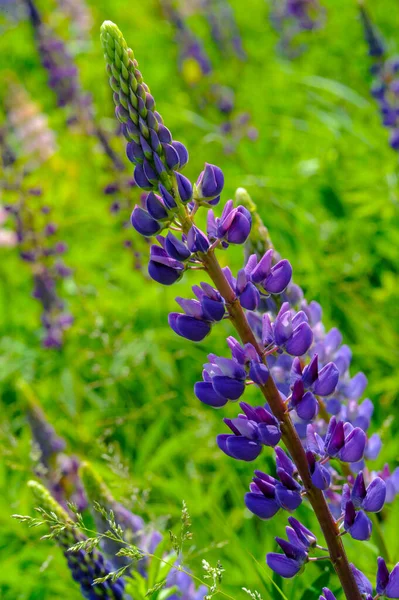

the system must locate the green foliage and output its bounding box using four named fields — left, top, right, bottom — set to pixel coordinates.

left=1, top=0, right=399, bottom=599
